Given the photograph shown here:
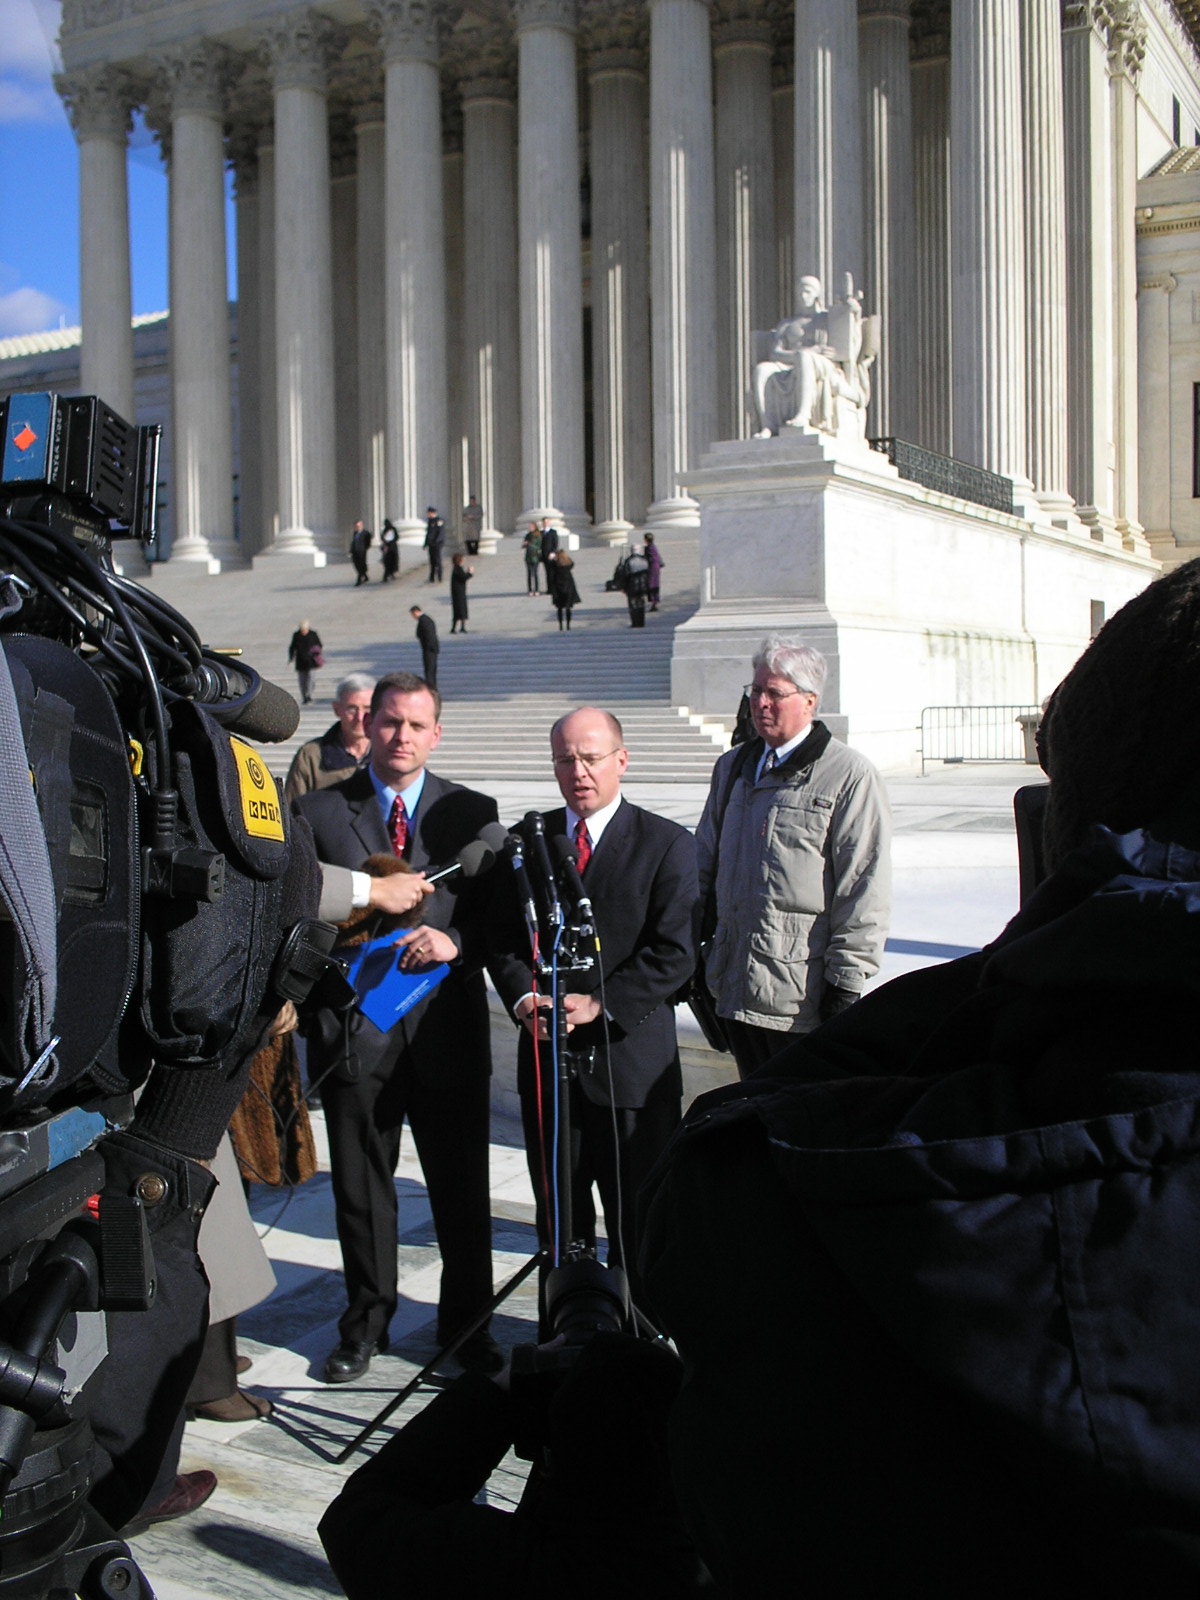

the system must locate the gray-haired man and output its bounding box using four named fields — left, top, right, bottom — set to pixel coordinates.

left=695, top=637, right=891, bottom=1077
left=284, top=672, right=375, bottom=805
